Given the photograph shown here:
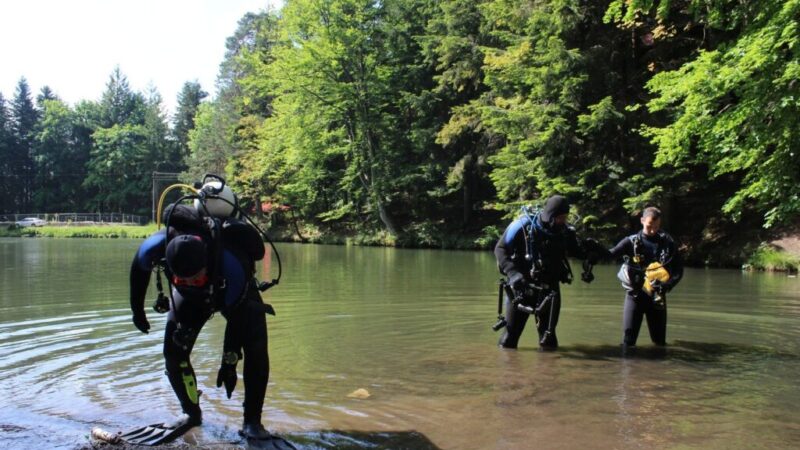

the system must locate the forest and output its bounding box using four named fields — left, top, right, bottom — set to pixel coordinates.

left=1, top=0, right=797, bottom=265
